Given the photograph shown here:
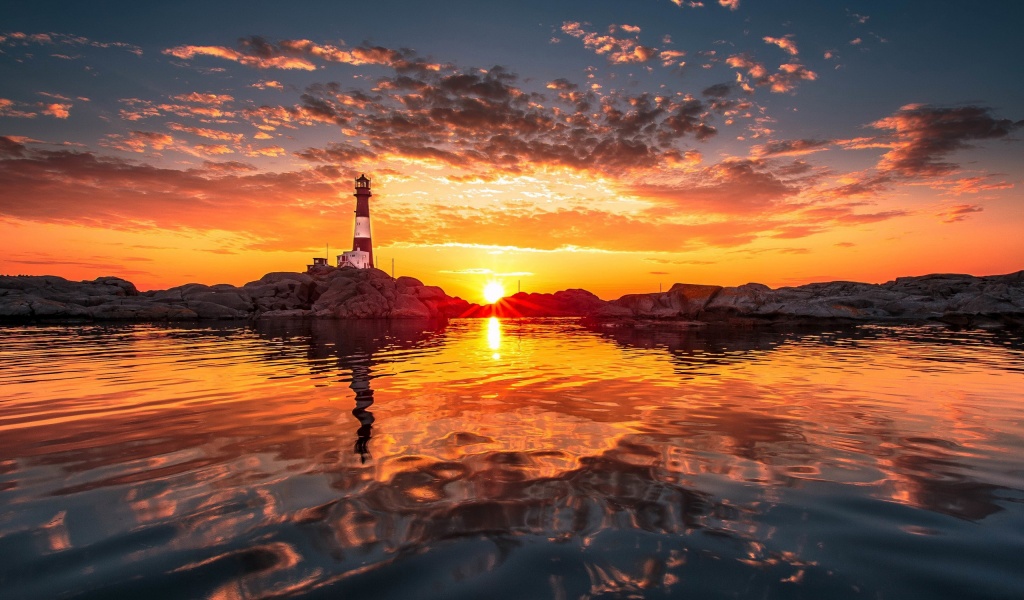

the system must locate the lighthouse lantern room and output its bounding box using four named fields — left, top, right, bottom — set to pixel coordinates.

left=338, top=174, right=375, bottom=269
